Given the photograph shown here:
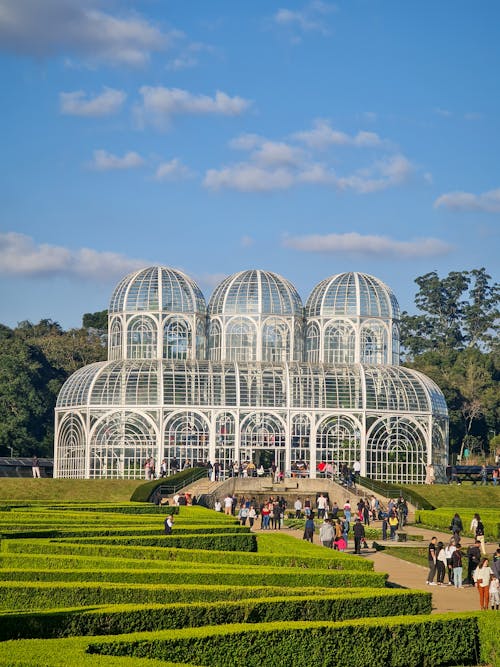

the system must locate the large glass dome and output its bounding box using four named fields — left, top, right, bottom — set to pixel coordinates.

left=209, top=270, right=303, bottom=316
left=109, top=266, right=206, bottom=315
left=306, top=272, right=400, bottom=319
